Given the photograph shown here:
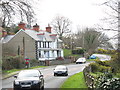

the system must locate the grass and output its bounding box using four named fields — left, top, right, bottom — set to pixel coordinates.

left=87, top=59, right=96, bottom=61
left=63, top=49, right=72, bottom=57
left=63, top=49, right=82, bottom=58
left=3, top=66, right=47, bottom=74
left=90, top=72, right=104, bottom=78
left=61, top=72, right=88, bottom=89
